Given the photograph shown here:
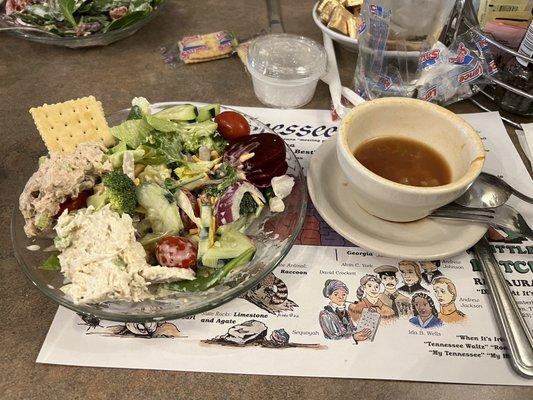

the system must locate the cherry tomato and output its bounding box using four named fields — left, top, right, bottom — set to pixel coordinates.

left=215, top=111, right=250, bottom=140
left=56, top=191, right=90, bottom=217
left=5, top=0, right=30, bottom=15
left=179, top=189, right=200, bottom=231
left=155, top=236, right=197, bottom=269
